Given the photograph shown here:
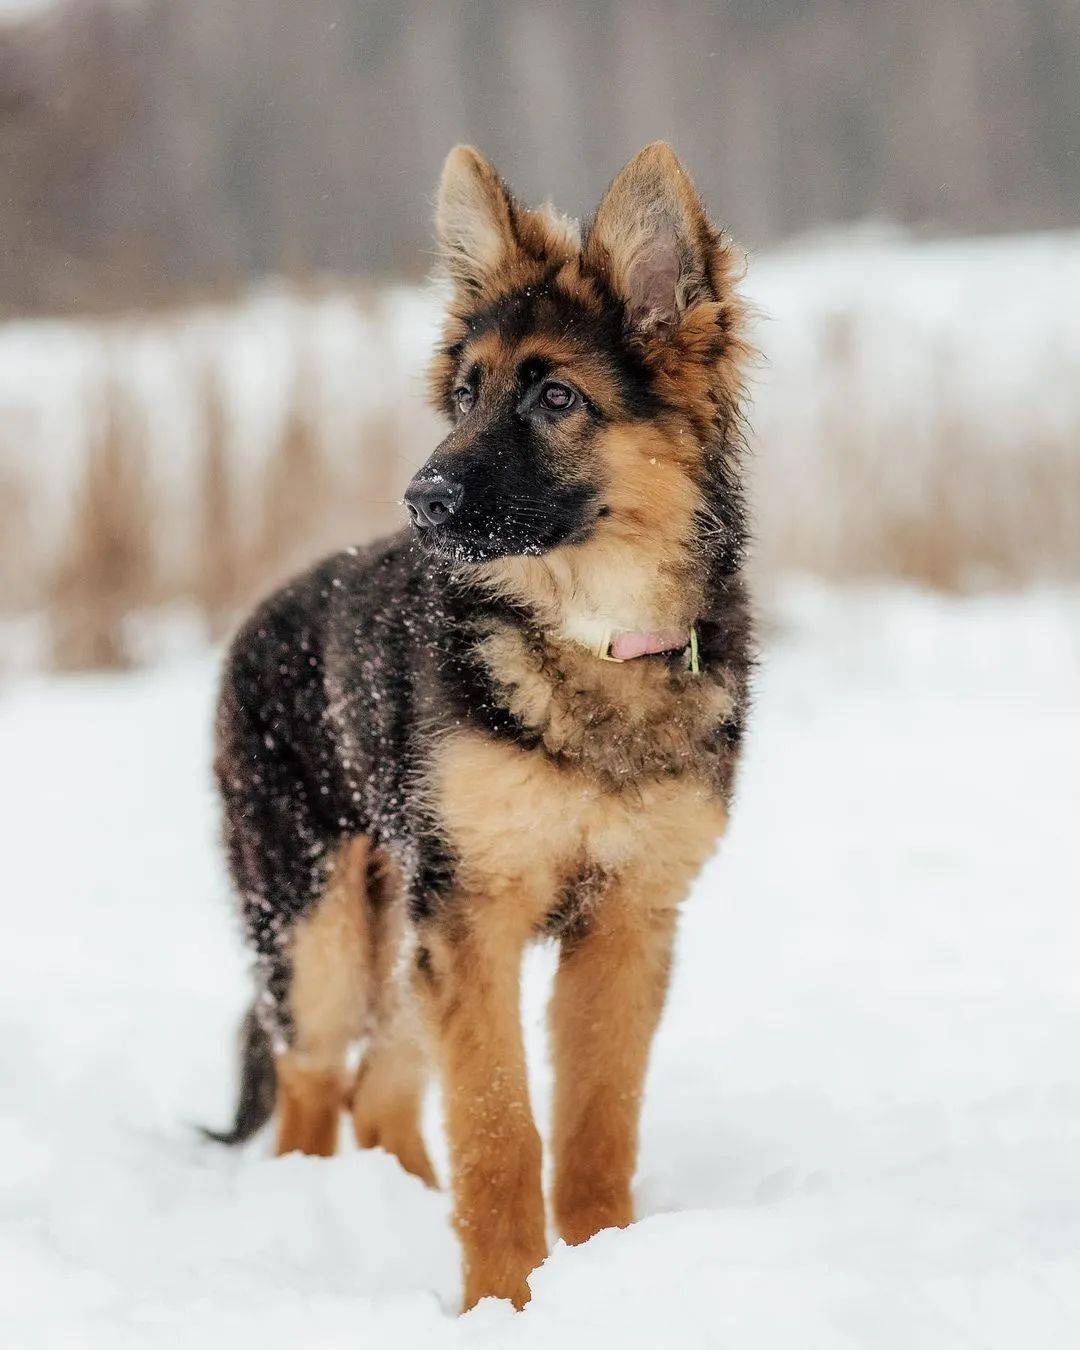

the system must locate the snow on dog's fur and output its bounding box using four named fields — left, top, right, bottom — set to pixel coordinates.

left=209, top=143, right=754, bottom=1311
